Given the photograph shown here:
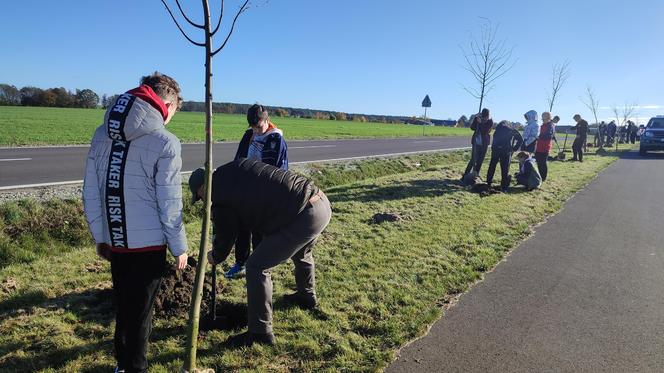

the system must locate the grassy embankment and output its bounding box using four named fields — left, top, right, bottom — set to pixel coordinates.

left=0, top=149, right=620, bottom=372
left=0, top=106, right=468, bottom=146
